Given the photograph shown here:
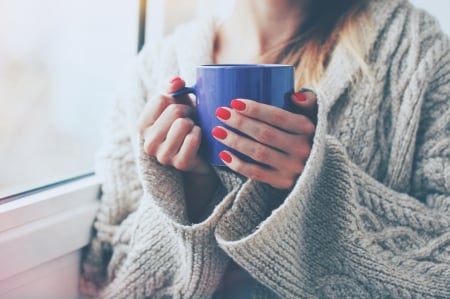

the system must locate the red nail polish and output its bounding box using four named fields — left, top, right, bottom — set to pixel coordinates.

left=215, top=107, right=231, bottom=120
left=231, top=99, right=246, bottom=111
left=294, top=93, right=307, bottom=102
left=212, top=127, right=227, bottom=140
left=219, top=151, right=232, bottom=163
left=170, top=76, right=182, bottom=83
